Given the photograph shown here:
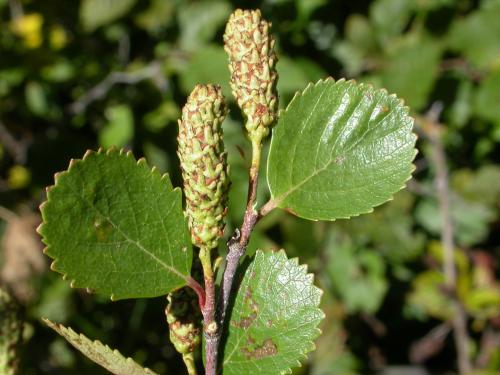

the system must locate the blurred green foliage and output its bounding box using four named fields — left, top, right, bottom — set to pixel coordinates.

left=0, top=0, right=499, bottom=374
